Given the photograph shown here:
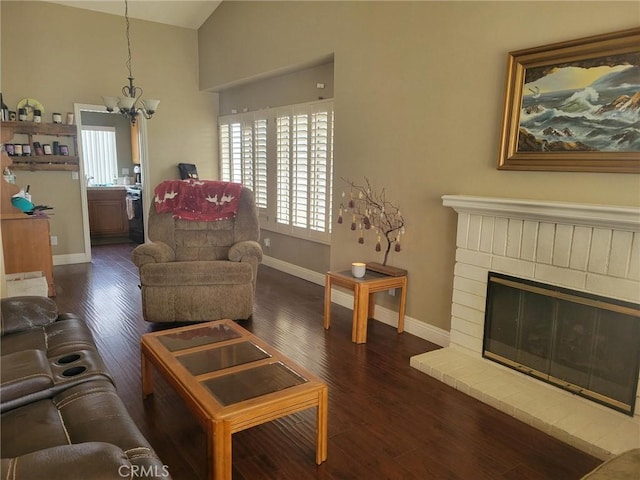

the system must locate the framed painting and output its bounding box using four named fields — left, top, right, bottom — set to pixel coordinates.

left=498, top=28, right=640, bottom=173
